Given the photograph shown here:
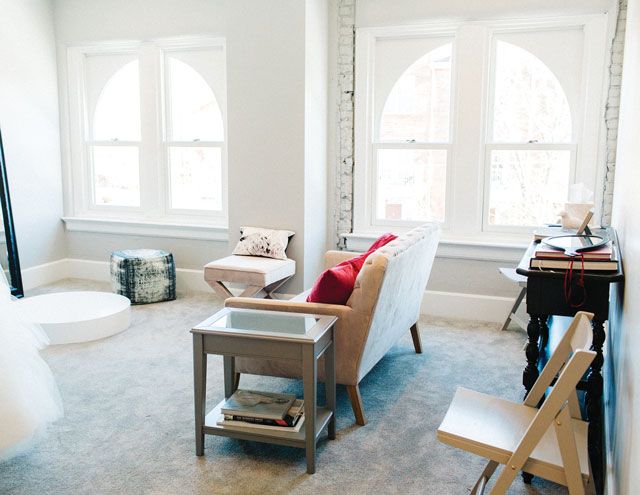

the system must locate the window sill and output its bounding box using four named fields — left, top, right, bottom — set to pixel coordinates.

left=62, top=217, right=228, bottom=241
left=342, top=231, right=529, bottom=263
